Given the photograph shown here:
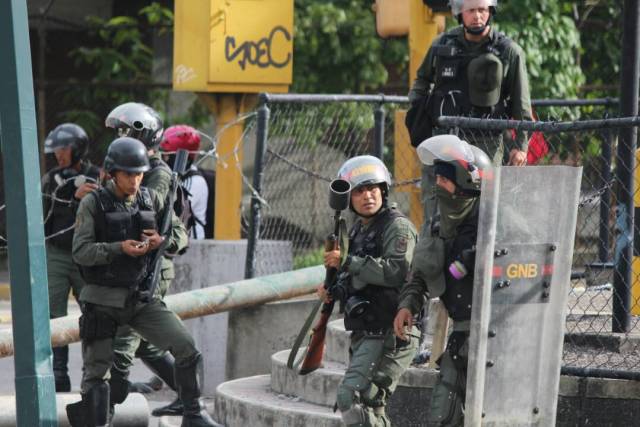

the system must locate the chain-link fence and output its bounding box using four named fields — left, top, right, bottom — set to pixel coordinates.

left=245, top=93, right=640, bottom=379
